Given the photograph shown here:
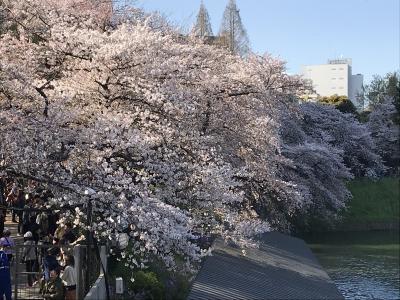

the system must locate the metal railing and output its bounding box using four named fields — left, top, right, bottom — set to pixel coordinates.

left=10, top=243, right=102, bottom=300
